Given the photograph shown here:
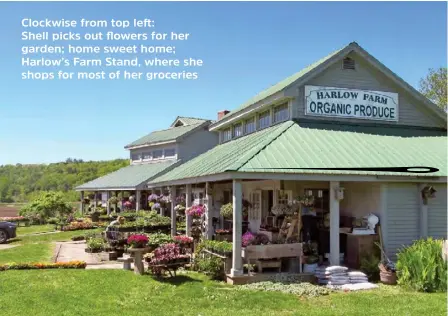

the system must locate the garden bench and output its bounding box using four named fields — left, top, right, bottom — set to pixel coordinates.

left=117, top=257, right=133, bottom=270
